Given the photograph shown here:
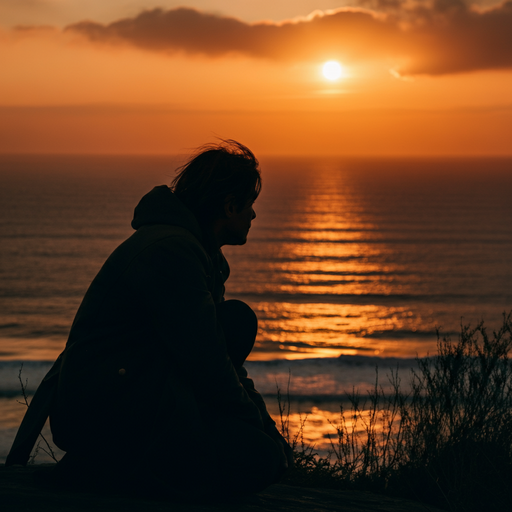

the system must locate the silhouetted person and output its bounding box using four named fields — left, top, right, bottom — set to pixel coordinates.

left=7, top=140, right=293, bottom=497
